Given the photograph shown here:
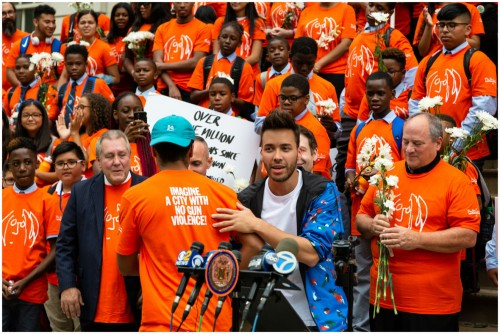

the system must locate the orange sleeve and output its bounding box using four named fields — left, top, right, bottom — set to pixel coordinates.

left=152, top=22, right=167, bottom=52
left=102, top=43, right=117, bottom=67
left=311, top=126, right=331, bottom=178
left=43, top=192, right=61, bottom=238
left=98, top=13, right=111, bottom=32
left=94, top=78, right=115, bottom=102
left=60, top=15, right=70, bottom=43
left=464, top=163, right=481, bottom=196
left=236, top=62, right=256, bottom=104
left=253, top=71, right=265, bottom=105
left=410, top=56, right=428, bottom=101
left=253, top=18, right=267, bottom=41
left=117, top=194, right=141, bottom=255
left=358, top=95, right=370, bottom=122
left=341, top=4, right=358, bottom=40
left=187, top=57, right=206, bottom=91
left=194, top=23, right=212, bottom=53
left=470, top=51, right=497, bottom=98
left=6, top=39, right=20, bottom=69
left=465, top=3, right=485, bottom=35
left=212, top=17, right=224, bottom=42
left=257, top=77, right=281, bottom=117
left=389, top=29, right=419, bottom=69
